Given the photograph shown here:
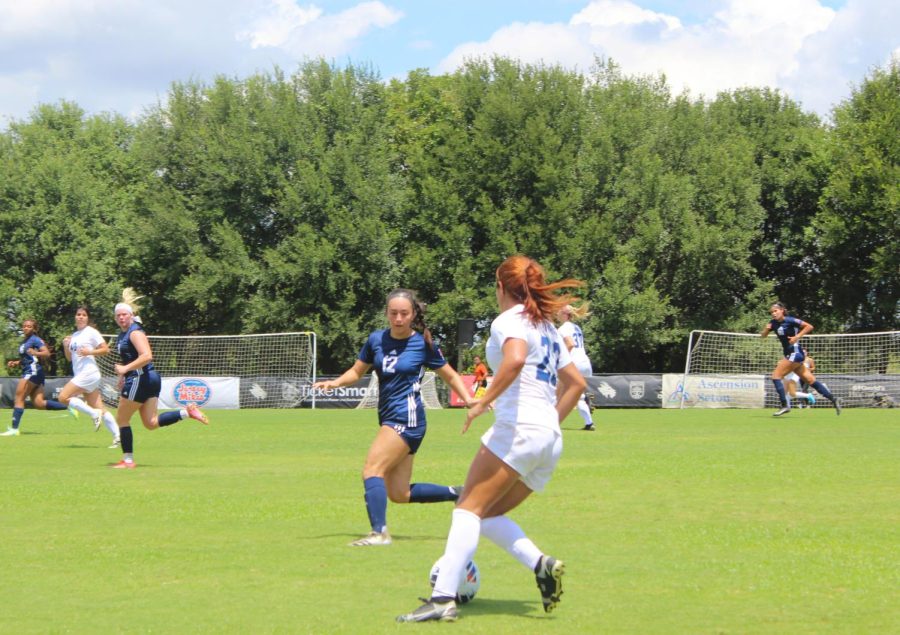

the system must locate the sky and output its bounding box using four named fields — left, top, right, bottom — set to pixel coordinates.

left=1, top=0, right=897, bottom=126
